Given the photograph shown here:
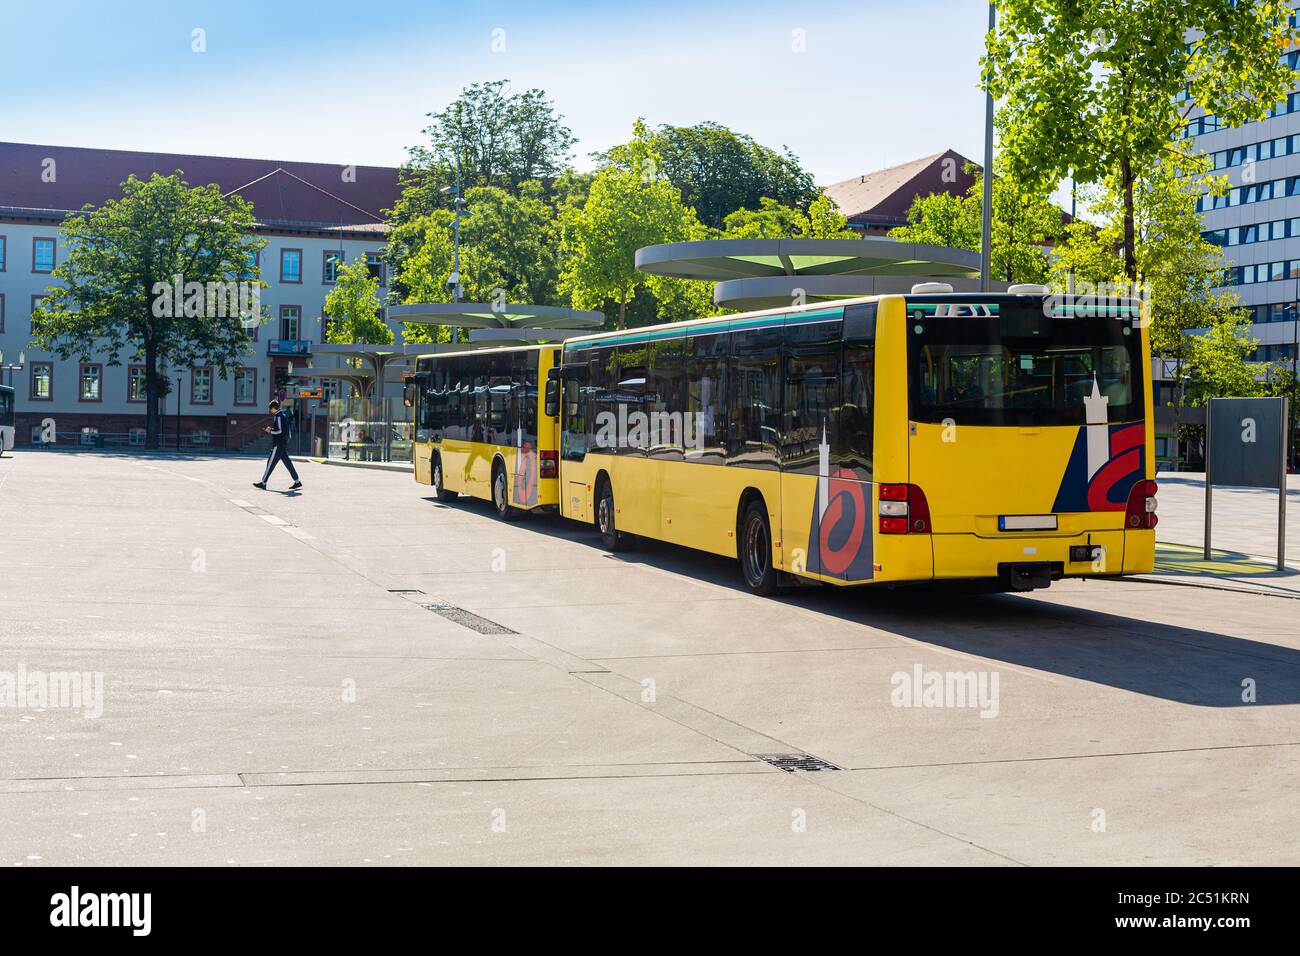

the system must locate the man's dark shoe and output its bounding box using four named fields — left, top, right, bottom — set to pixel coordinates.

left=252, top=482, right=266, bottom=489
left=290, top=481, right=303, bottom=490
